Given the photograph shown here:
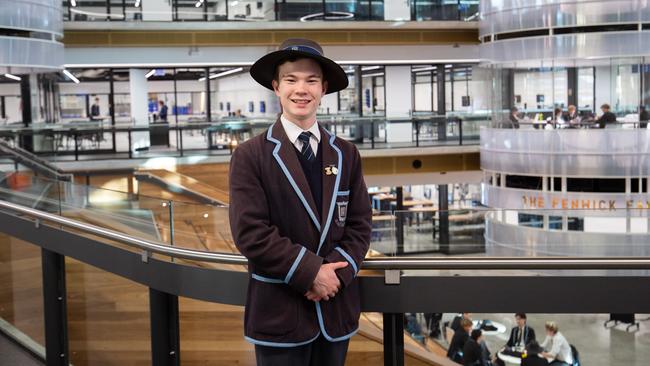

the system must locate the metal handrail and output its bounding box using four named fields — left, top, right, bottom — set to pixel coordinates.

left=0, top=139, right=73, bottom=181
left=3, top=199, right=650, bottom=270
